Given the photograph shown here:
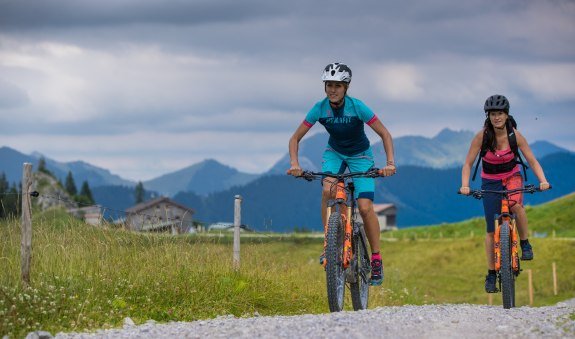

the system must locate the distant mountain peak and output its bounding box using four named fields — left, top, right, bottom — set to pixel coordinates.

left=200, top=158, right=219, bottom=164
left=199, top=158, right=235, bottom=170
left=530, top=140, right=571, bottom=158
left=143, top=158, right=258, bottom=196
left=434, top=128, right=474, bottom=142
left=0, top=146, right=134, bottom=189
